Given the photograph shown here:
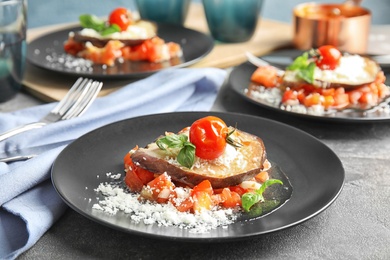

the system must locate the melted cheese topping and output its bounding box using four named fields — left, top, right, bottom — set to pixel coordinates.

left=314, top=55, right=376, bottom=84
